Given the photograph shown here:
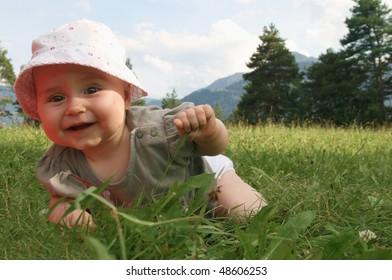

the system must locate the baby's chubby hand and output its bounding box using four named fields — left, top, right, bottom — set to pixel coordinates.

left=62, top=209, right=94, bottom=229
left=48, top=199, right=94, bottom=230
left=173, top=104, right=229, bottom=155
left=173, top=104, right=217, bottom=140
